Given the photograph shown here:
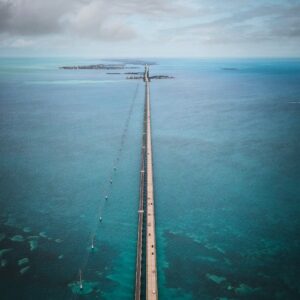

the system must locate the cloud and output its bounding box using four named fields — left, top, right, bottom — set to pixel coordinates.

left=162, top=2, right=300, bottom=44
left=65, top=1, right=137, bottom=41
left=0, top=0, right=73, bottom=35
left=0, top=1, right=12, bottom=29
left=0, top=0, right=193, bottom=40
left=0, top=0, right=299, bottom=56
left=0, top=36, right=34, bottom=47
